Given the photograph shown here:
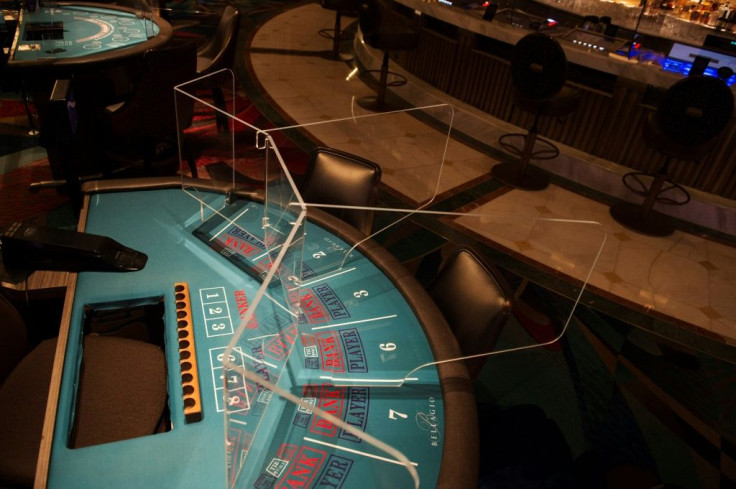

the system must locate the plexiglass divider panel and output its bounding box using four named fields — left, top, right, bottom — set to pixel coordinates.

left=175, top=69, right=258, bottom=215
left=174, top=75, right=606, bottom=489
